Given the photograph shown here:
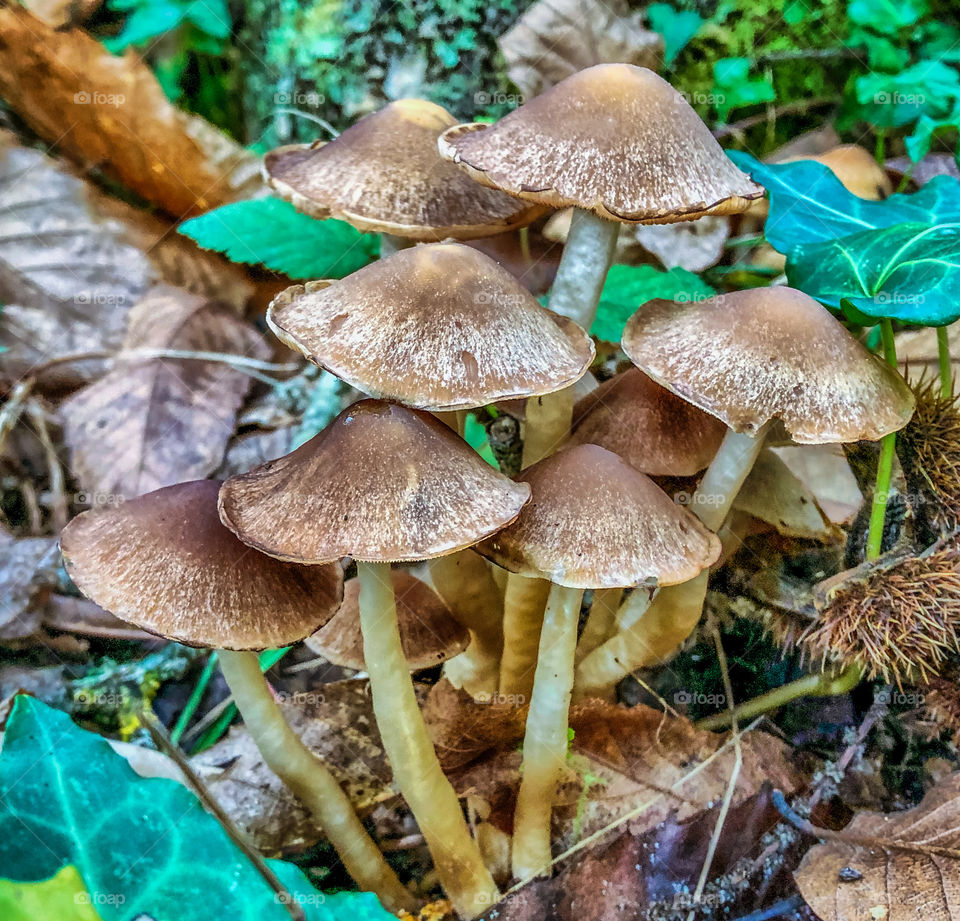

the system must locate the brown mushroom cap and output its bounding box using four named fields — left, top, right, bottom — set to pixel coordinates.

left=59, top=480, right=343, bottom=650
left=621, top=287, right=916, bottom=443
left=267, top=243, right=594, bottom=411
left=569, top=367, right=726, bottom=476
left=476, top=444, right=721, bottom=588
left=438, top=64, right=763, bottom=224
left=264, top=98, right=544, bottom=240
left=305, top=570, right=469, bottom=671
left=219, top=400, right=531, bottom=564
